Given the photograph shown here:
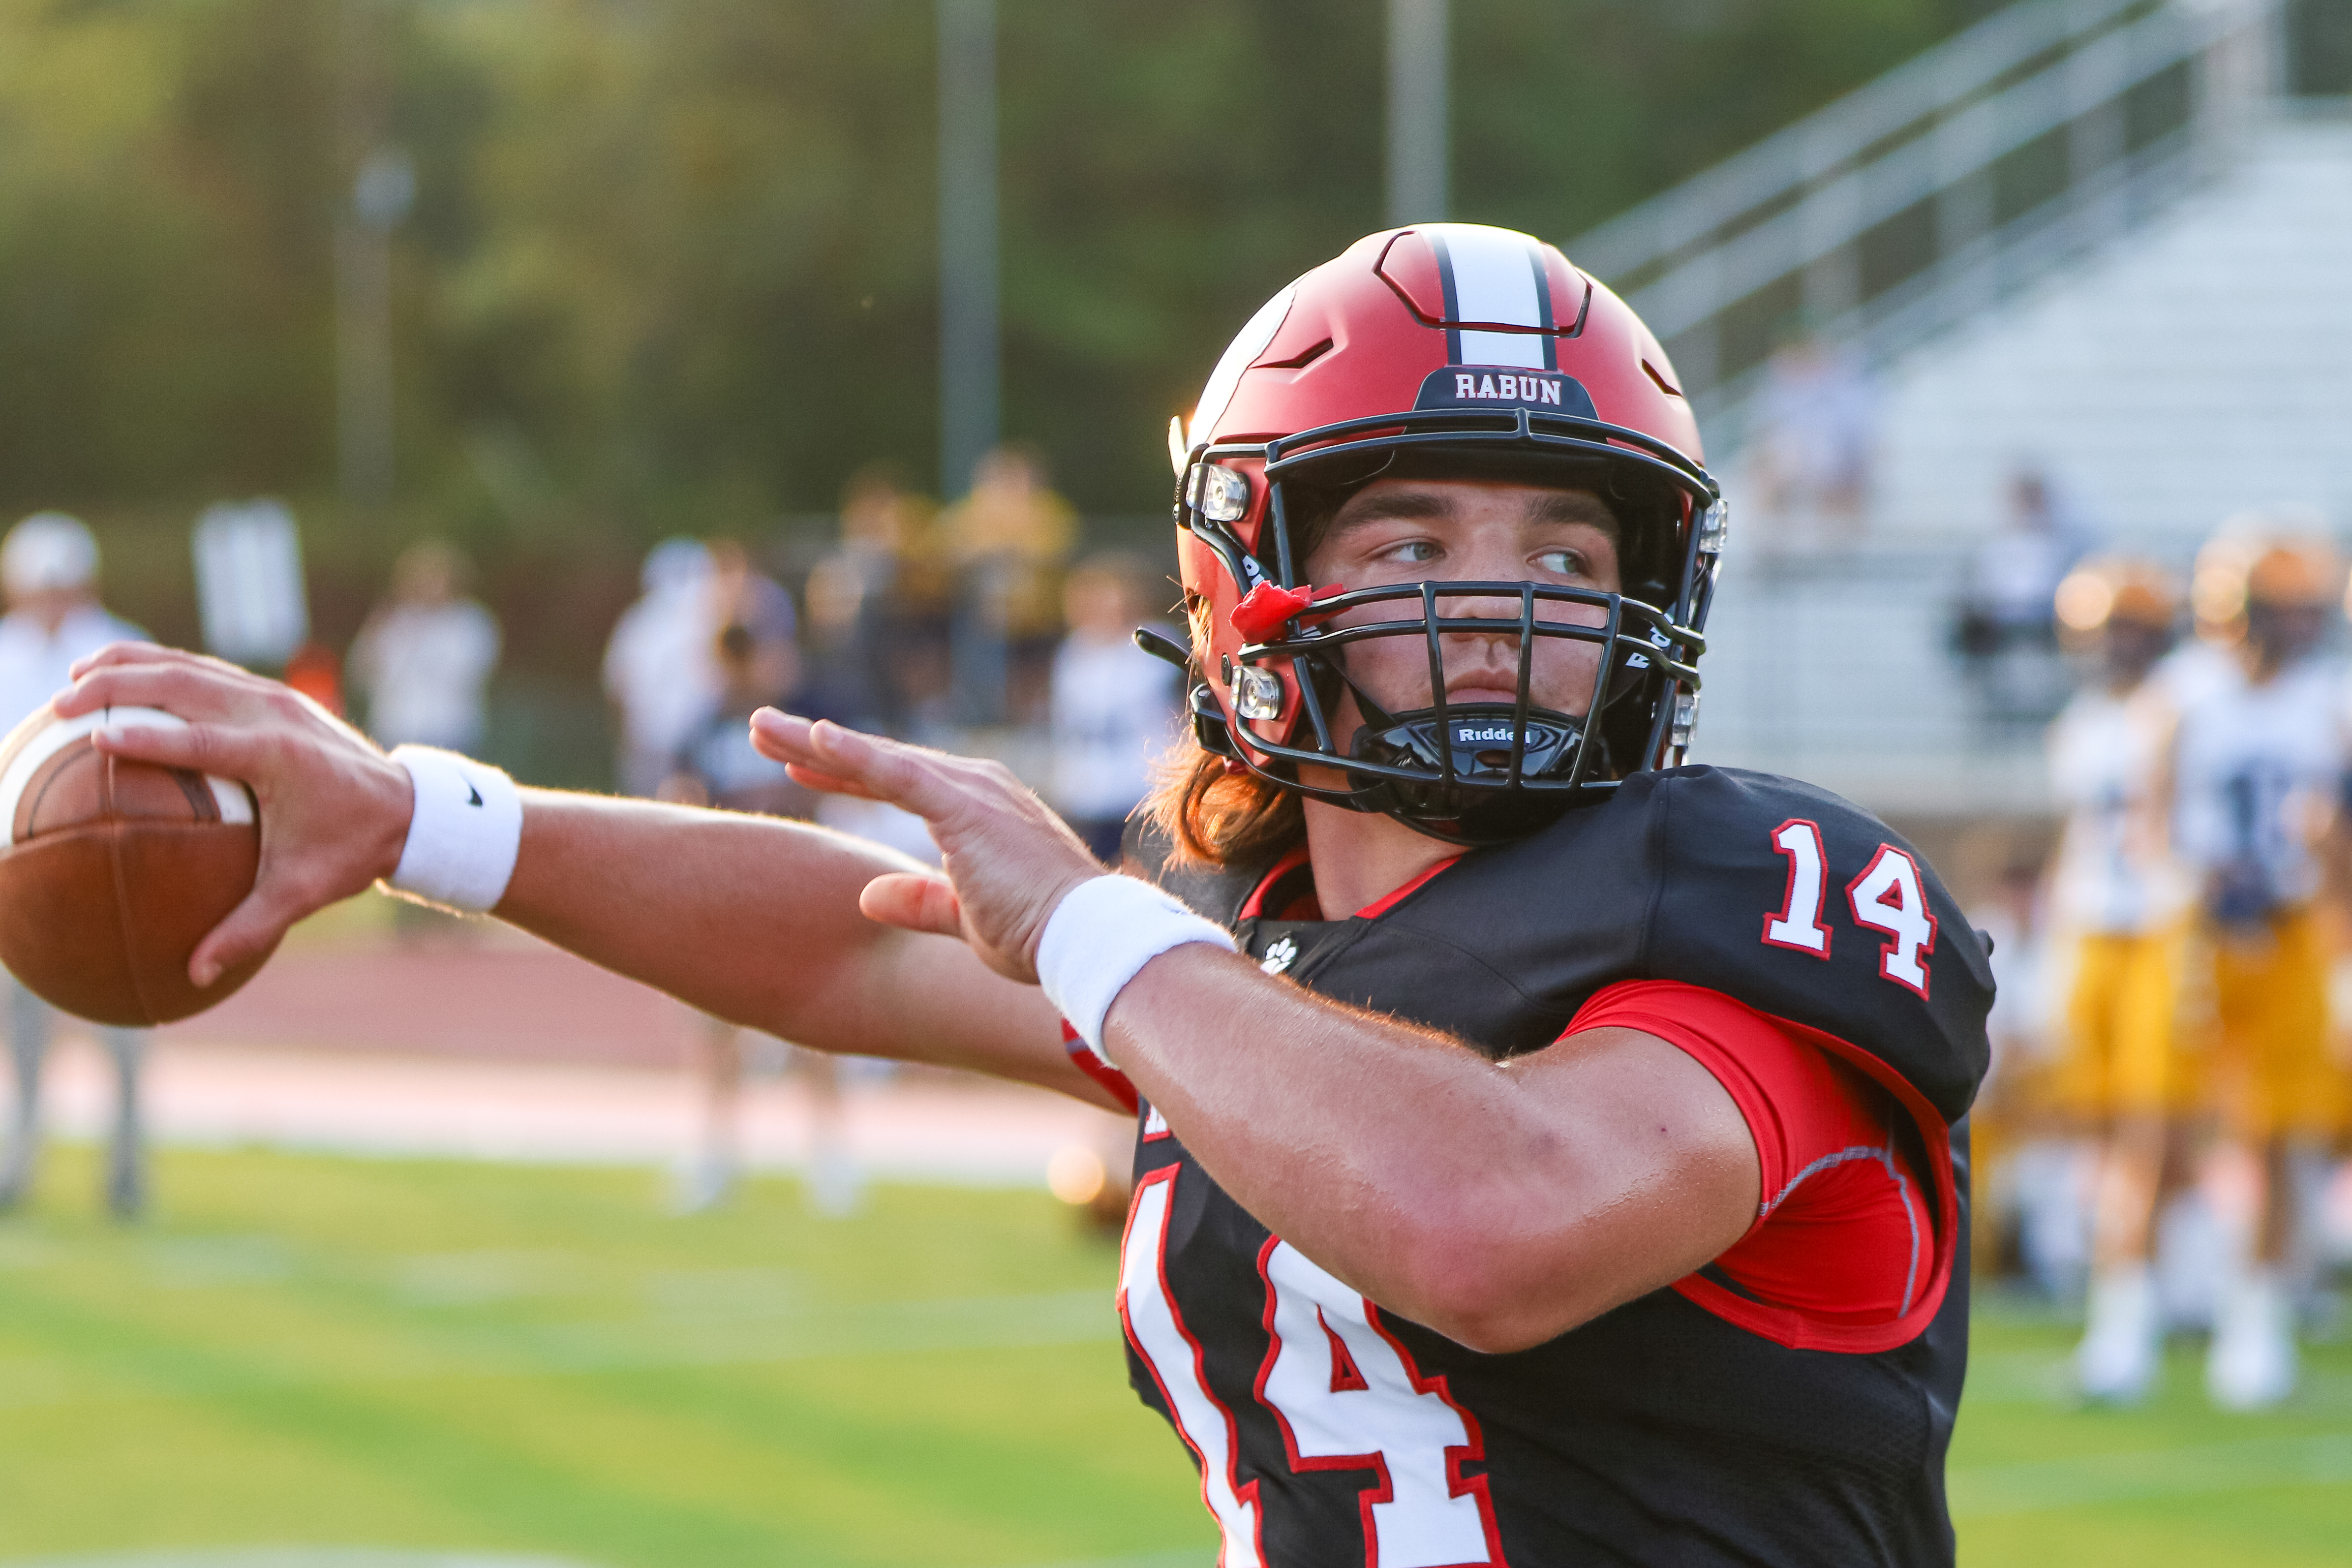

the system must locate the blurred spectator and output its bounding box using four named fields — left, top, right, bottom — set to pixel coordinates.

left=1967, top=854, right=2064, bottom=1292
left=815, top=794, right=944, bottom=867
left=1048, top=552, right=1181, bottom=862
left=1961, top=469, right=2097, bottom=640
left=802, top=467, right=942, bottom=736
left=349, top=541, right=501, bottom=753
left=661, top=623, right=810, bottom=820
left=1954, top=468, right=2096, bottom=724
left=1745, top=334, right=1875, bottom=550
left=704, top=538, right=797, bottom=678
left=805, top=768, right=939, bottom=1210
left=941, top=445, right=1075, bottom=725
left=0, top=513, right=149, bottom=1218
left=603, top=538, right=719, bottom=797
